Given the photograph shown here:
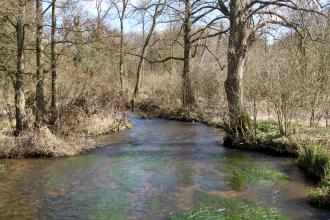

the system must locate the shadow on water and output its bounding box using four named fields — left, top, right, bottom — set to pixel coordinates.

left=0, top=116, right=329, bottom=220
